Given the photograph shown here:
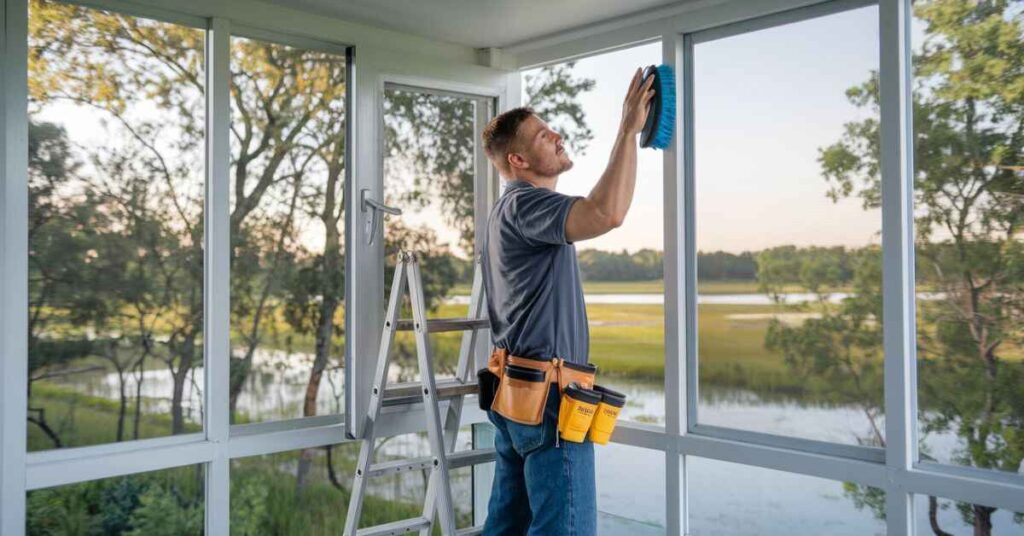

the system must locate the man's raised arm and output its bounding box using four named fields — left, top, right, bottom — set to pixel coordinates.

left=565, top=67, right=655, bottom=243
